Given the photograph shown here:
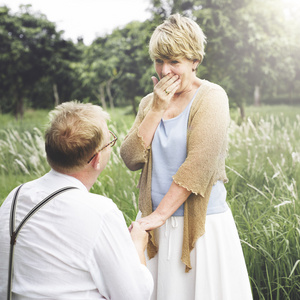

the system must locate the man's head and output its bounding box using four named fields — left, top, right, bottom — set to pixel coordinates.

left=45, top=101, right=110, bottom=174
